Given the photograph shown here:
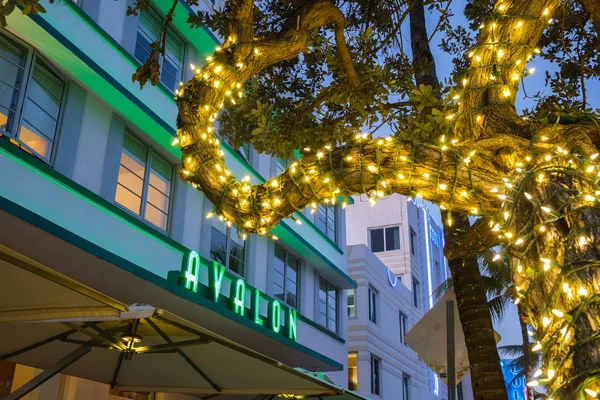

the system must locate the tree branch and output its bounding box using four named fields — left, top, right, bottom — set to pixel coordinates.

left=454, top=0, right=561, bottom=141
left=444, top=217, right=504, bottom=260
left=581, top=0, right=600, bottom=37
